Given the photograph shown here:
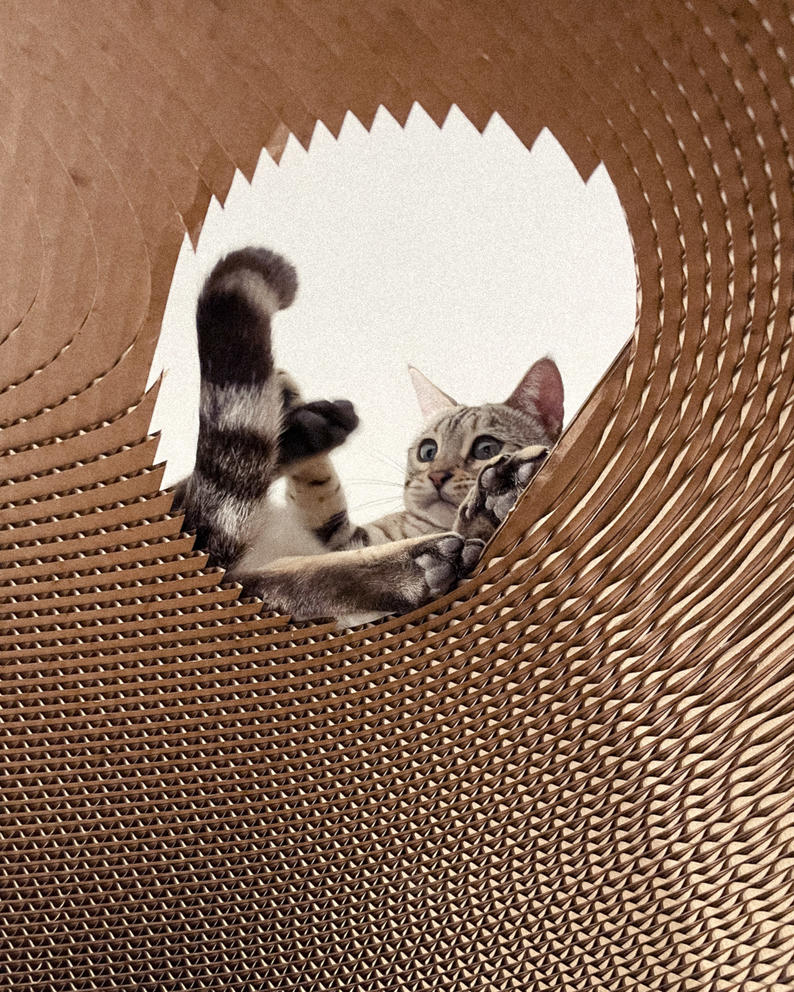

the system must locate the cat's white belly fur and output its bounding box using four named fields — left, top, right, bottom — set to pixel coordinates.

left=239, top=500, right=326, bottom=572
left=238, top=501, right=385, bottom=629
